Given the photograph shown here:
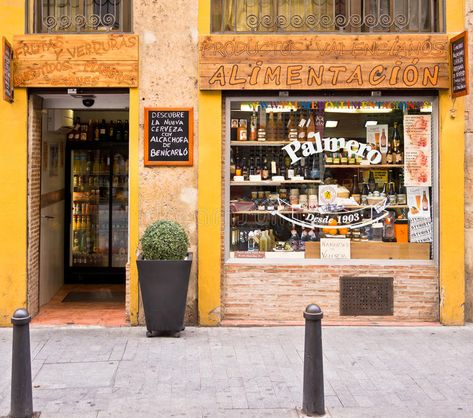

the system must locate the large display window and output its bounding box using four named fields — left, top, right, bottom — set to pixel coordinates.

left=225, top=96, right=437, bottom=262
